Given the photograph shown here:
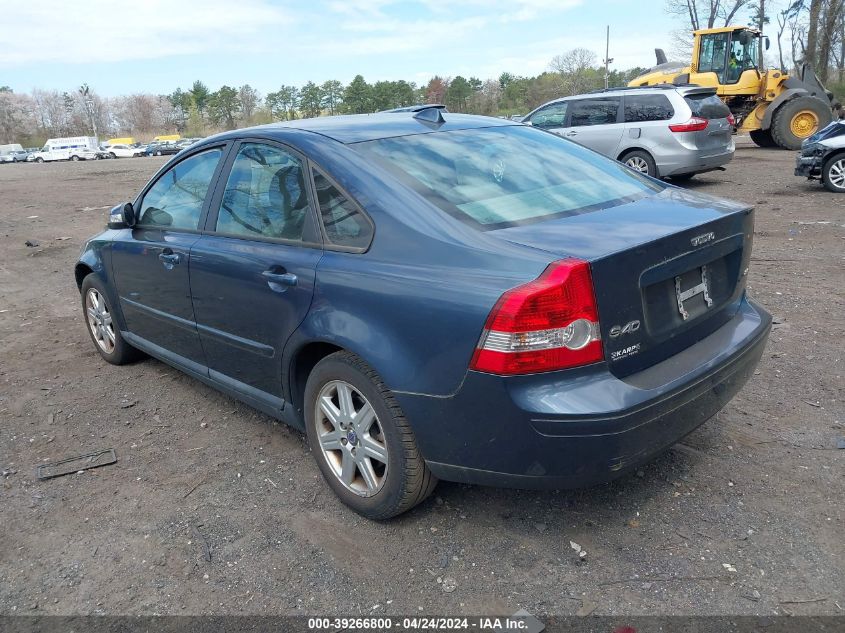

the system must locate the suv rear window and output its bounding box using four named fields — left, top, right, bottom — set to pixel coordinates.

left=684, top=93, right=731, bottom=119
left=624, top=94, right=674, bottom=122
left=354, top=125, right=663, bottom=230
